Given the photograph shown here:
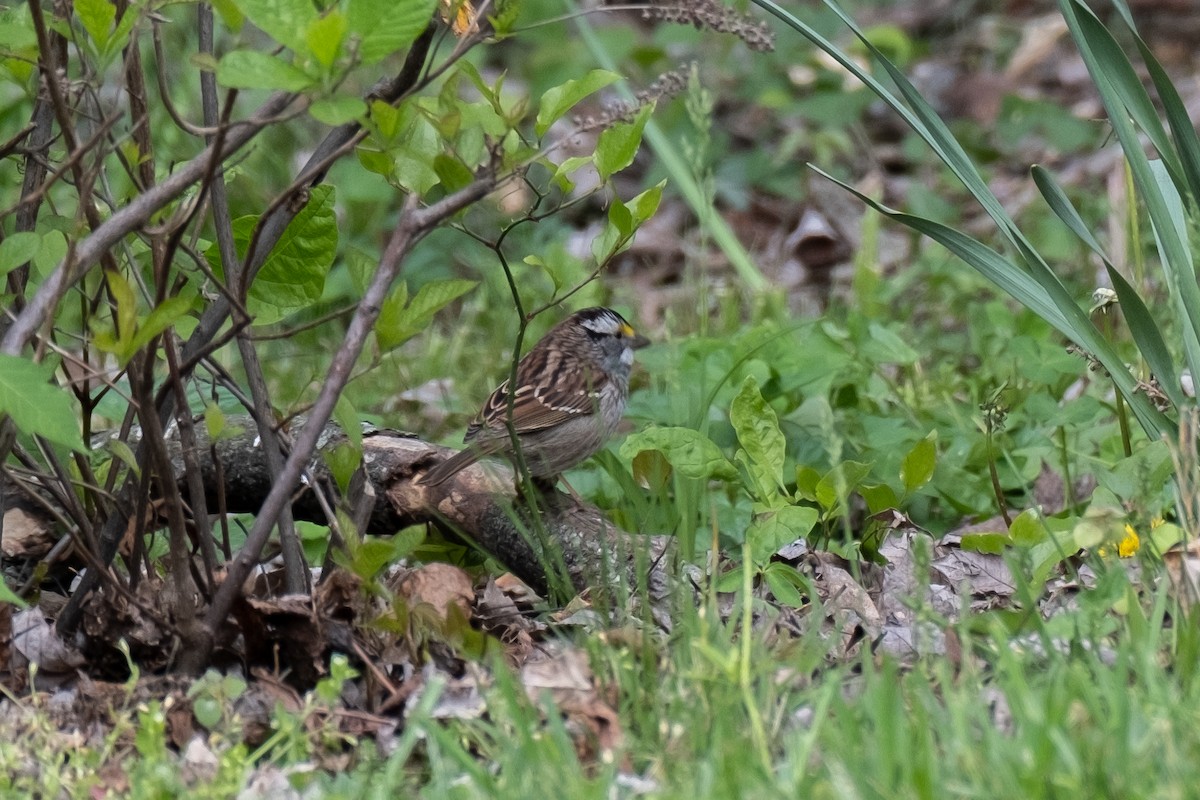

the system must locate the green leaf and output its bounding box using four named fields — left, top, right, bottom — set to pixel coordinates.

left=211, top=185, right=337, bottom=325
left=552, top=155, right=593, bottom=185
left=126, top=295, right=194, bottom=359
left=323, top=441, right=361, bottom=495
left=309, top=96, right=366, bottom=126
left=391, top=104, right=442, bottom=193
left=763, top=563, right=807, bottom=607
left=211, top=0, right=244, bottom=30
left=0, top=232, right=40, bottom=276
left=1009, top=508, right=1048, bottom=547
left=0, top=355, right=83, bottom=451
left=608, top=197, right=633, bottom=238
left=627, top=180, right=665, bottom=225
left=0, top=579, right=27, bottom=609
left=432, top=153, right=475, bottom=192
left=305, top=10, right=347, bottom=69
left=619, top=426, right=738, bottom=482
left=858, top=482, right=898, bottom=514
left=204, top=404, right=241, bottom=442
left=1149, top=522, right=1185, bottom=553
left=333, top=395, right=363, bottom=449
left=346, top=0, right=437, bottom=65
left=535, top=69, right=621, bottom=137
left=899, top=432, right=936, bottom=493
left=33, top=230, right=66, bottom=278
left=376, top=278, right=477, bottom=351
left=228, top=0, right=316, bottom=53
left=959, top=531, right=1009, bottom=554
left=346, top=537, right=399, bottom=579
left=104, top=437, right=141, bottom=480
left=713, top=566, right=744, bottom=593
left=747, top=505, right=819, bottom=564
left=814, top=460, right=872, bottom=512
left=730, top=376, right=786, bottom=502
left=107, top=270, right=138, bottom=347
left=794, top=464, right=822, bottom=502
left=390, top=525, right=425, bottom=562
left=863, top=322, right=919, bottom=365
left=192, top=696, right=222, bottom=729
left=216, top=50, right=314, bottom=91
left=74, top=0, right=116, bottom=50
left=595, top=104, right=651, bottom=181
